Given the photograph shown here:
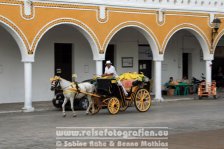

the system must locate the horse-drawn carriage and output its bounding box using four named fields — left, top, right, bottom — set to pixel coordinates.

left=89, top=77, right=151, bottom=114
left=51, top=73, right=151, bottom=116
